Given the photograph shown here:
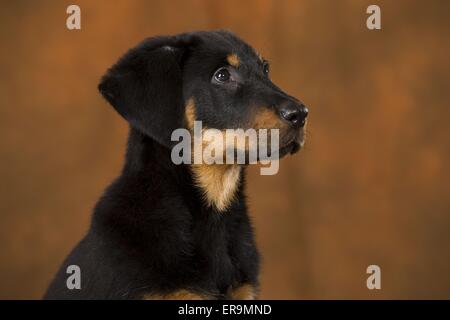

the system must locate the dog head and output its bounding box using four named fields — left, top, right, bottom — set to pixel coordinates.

left=99, top=30, right=308, bottom=159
